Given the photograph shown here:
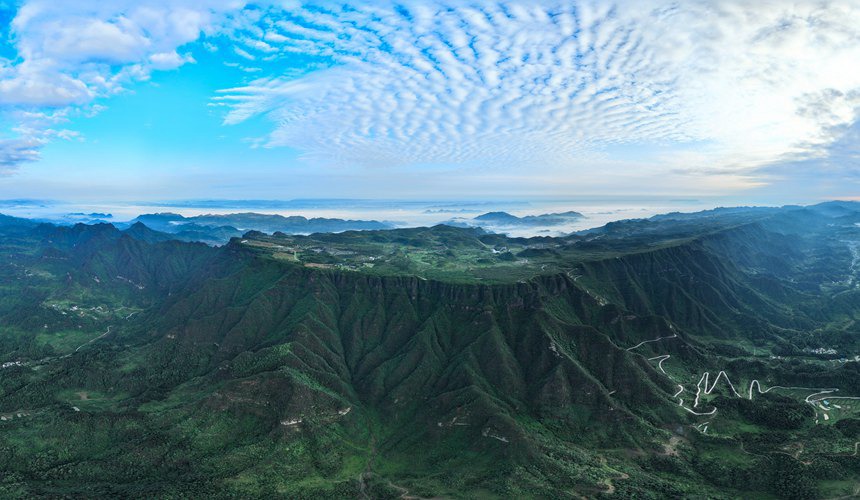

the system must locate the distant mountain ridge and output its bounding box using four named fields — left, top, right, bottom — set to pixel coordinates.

left=445, top=210, right=585, bottom=233
left=473, top=210, right=584, bottom=225
left=125, top=212, right=393, bottom=244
